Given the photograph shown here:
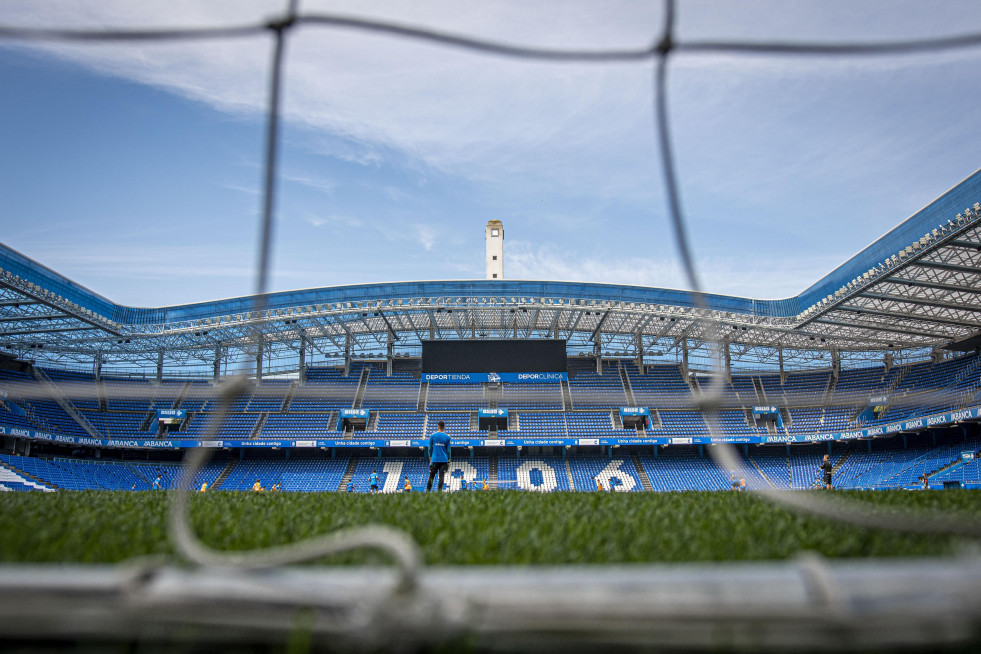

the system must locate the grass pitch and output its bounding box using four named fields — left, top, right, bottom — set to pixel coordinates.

left=1, top=489, right=978, bottom=566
